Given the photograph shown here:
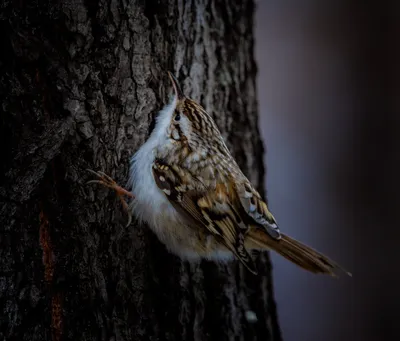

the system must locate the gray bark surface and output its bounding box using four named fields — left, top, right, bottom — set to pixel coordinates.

left=0, top=1, right=282, bottom=340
